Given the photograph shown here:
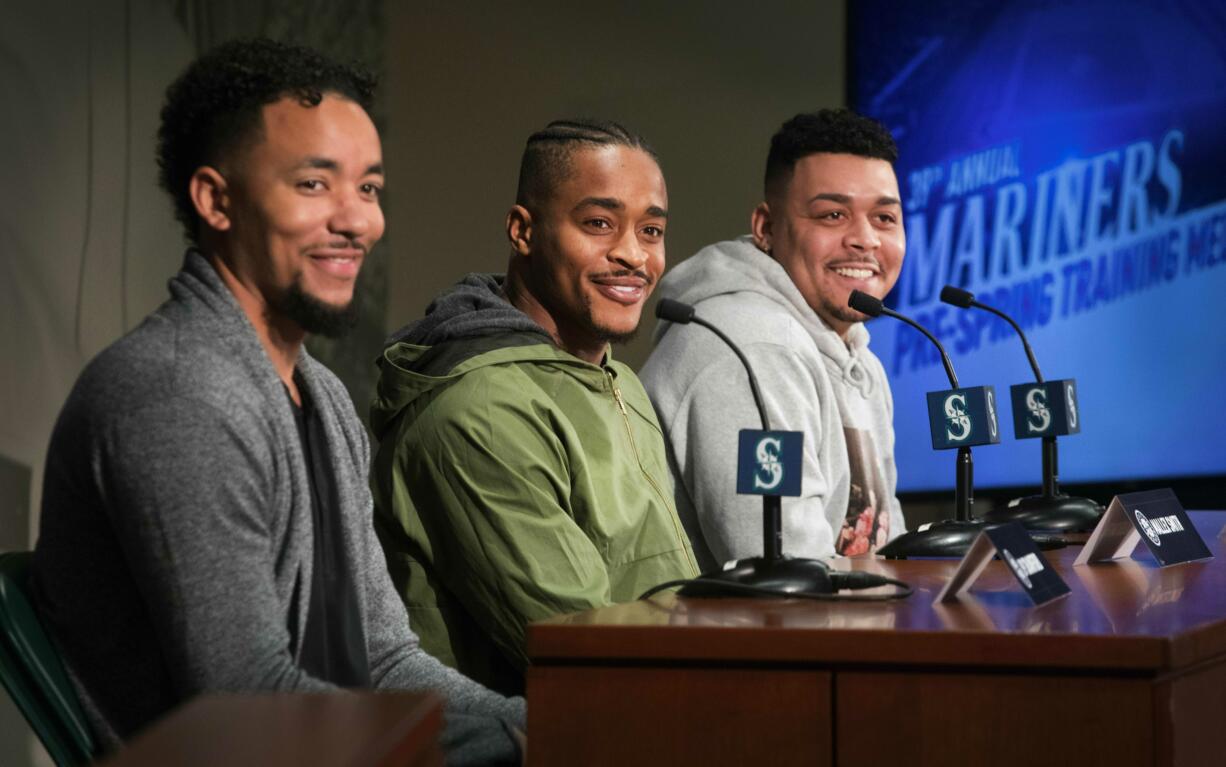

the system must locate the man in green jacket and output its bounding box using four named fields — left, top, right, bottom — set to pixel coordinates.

left=371, top=119, right=699, bottom=694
